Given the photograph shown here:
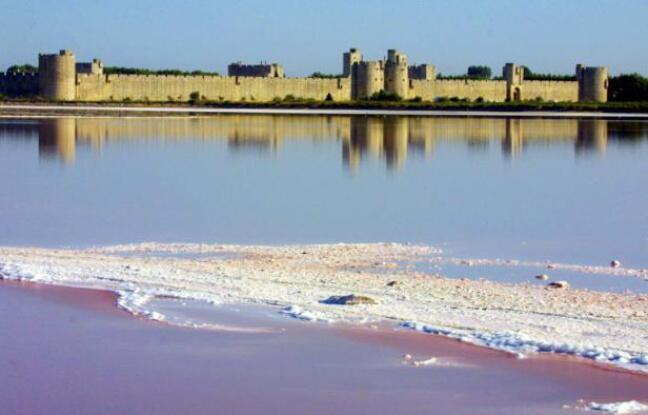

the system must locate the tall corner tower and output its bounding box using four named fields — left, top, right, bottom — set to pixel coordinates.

left=576, top=65, right=608, bottom=102
left=38, top=49, right=76, bottom=101
left=384, top=49, right=409, bottom=99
